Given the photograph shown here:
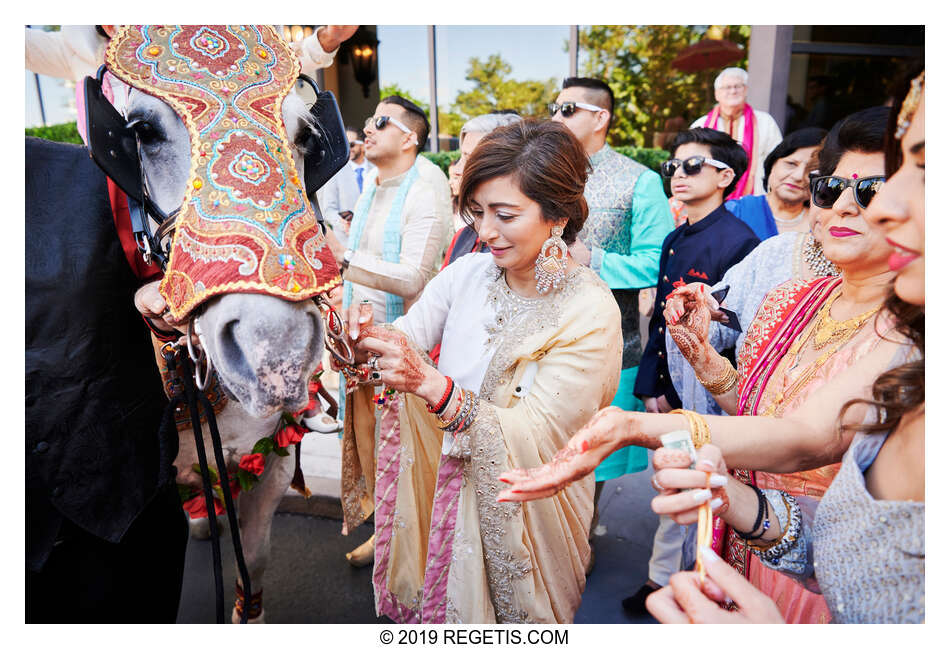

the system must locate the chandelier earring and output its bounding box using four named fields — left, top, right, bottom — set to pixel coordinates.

left=535, top=225, right=568, bottom=295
